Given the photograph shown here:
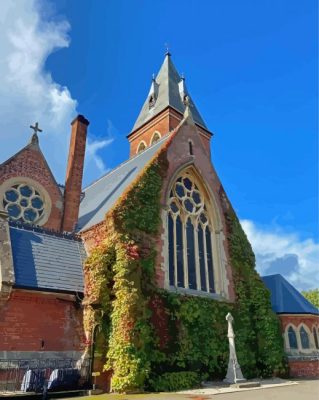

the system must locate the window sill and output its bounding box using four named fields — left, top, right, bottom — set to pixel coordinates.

left=167, top=285, right=229, bottom=301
